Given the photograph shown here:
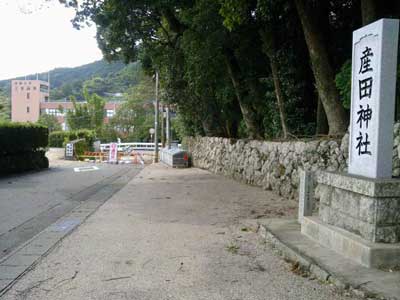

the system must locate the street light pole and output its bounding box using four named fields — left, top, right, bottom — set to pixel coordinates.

left=161, top=104, right=165, bottom=148
left=154, top=71, right=159, bottom=163
left=166, top=105, right=171, bottom=149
